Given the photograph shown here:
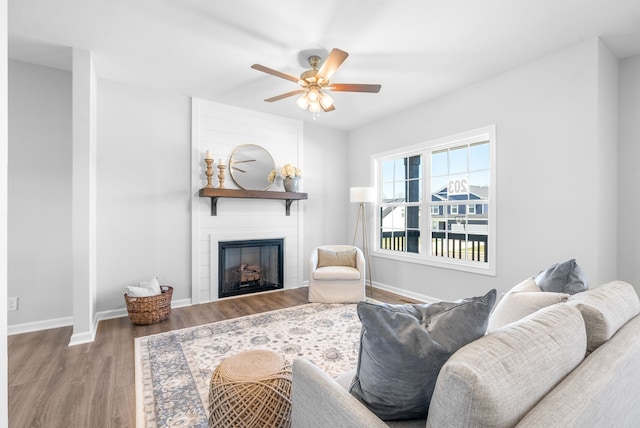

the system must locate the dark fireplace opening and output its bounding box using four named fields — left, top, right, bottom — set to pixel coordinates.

left=219, top=238, right=284, bottom=298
